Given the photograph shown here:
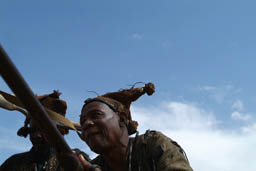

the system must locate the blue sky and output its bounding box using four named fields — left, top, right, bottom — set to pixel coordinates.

left=1, top=0, right=256, bottom=170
